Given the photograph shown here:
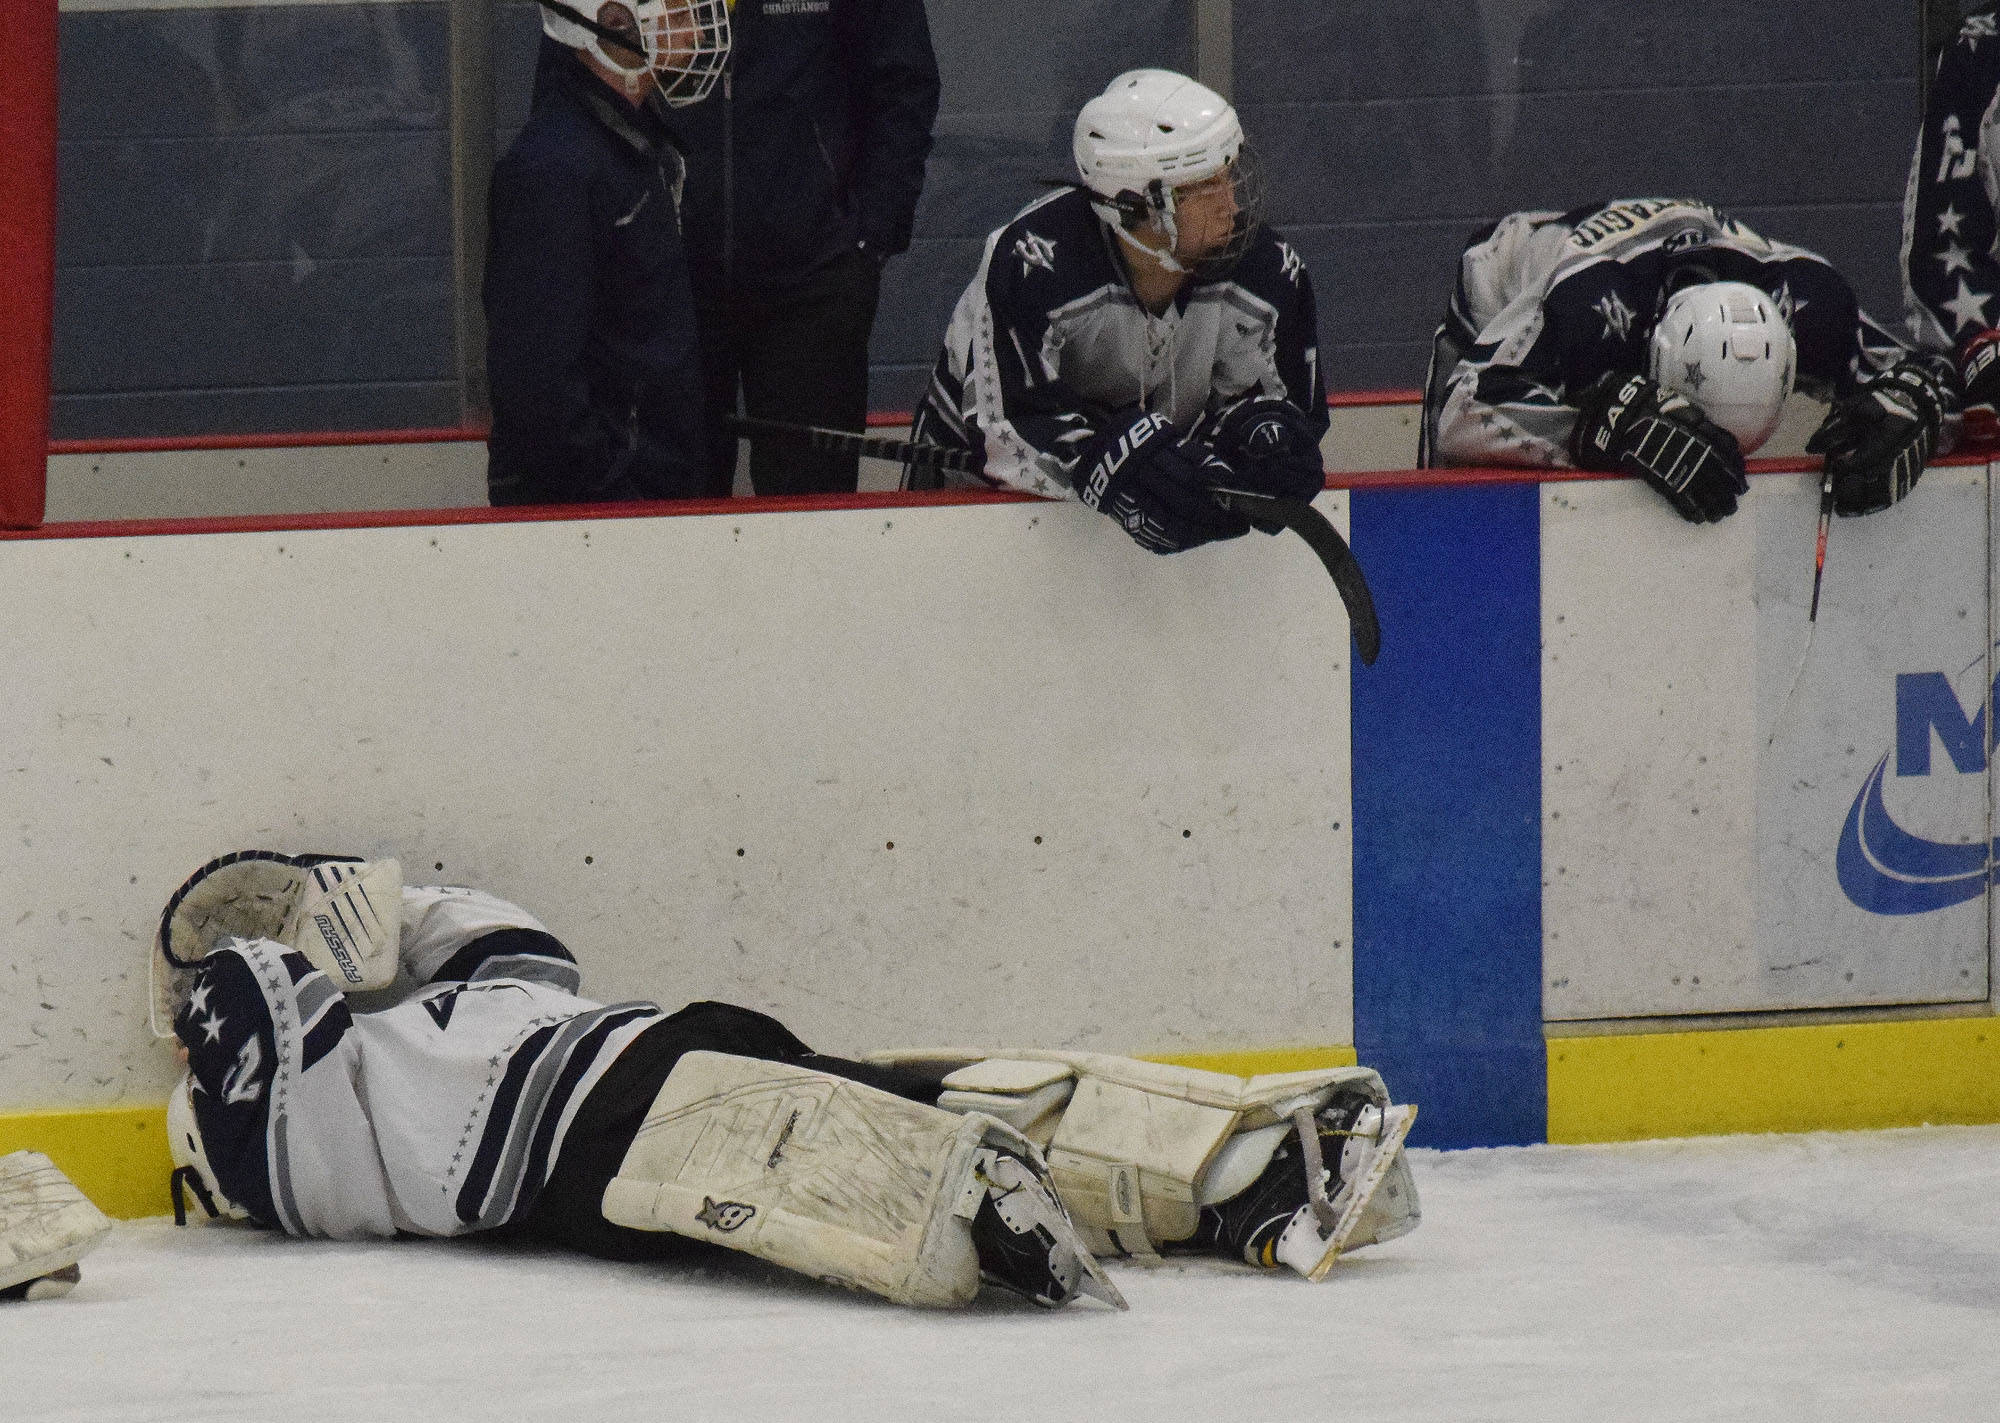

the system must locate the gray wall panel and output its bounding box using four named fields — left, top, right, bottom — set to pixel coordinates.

left=55, top=259, right=453, bottom=392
